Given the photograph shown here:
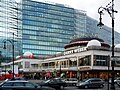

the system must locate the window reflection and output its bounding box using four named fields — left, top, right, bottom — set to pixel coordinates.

left=93, top=55, right=108, bottom=66
left=78, top=55, right=91, bottom=66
